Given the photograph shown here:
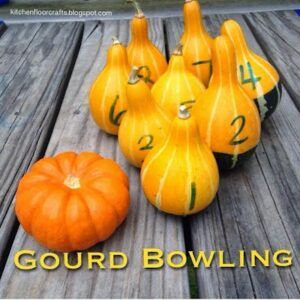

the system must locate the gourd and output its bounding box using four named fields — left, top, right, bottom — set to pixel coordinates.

left=127, top=0, right=167, bottom=86
left=181, top=0, right=213, bottom=87
left=193, top=36, right=261, bottom=170
left=141, top=105, right=219, bottom=216
left=118, top=66, right=172, bottom=168
left=151, top=43, right=205, bottom=116
left=89, top=37, right=130, bottom=135
left=15, top=151, right=130, bottom=252
left=221, top=20, right=281, bottom=121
